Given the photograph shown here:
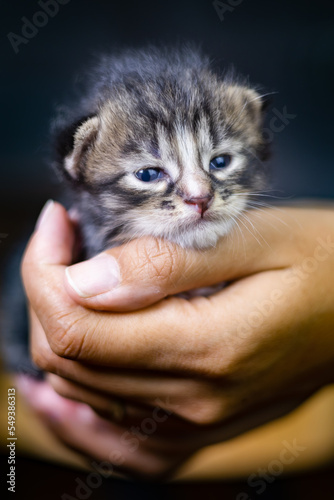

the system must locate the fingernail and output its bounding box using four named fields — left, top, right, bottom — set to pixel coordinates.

left=65, top=253, right=120, bottom=298
left=35, top=199, right=54, bottom=230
